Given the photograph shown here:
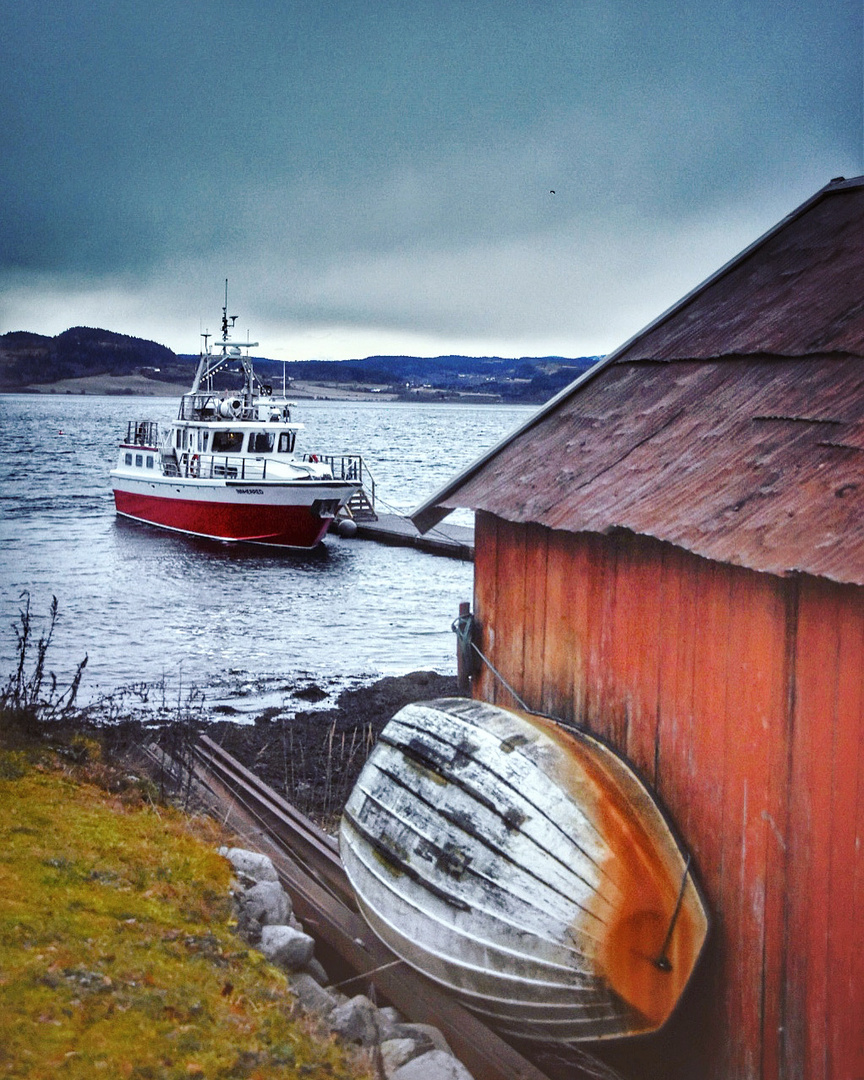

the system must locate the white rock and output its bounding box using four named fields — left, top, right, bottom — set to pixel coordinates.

left=390, top=1023, right=451, bottom=1055
left=391, top=1050, right=474, bottom=1080
left=259, top=924, right=315, bottom=970
left=220, top=847, right=279, bottom=884
left=242, top=880, right=292, bottom=925
left=289, top=971, right=340, bottom=1016
left=378, top=1006, right=404, bottom=1028
left=380, top=1038, right=425, bottom=1077
left=328, top=994, right=381, bottom=1046
left=300, top=957, right=330, bottom=986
